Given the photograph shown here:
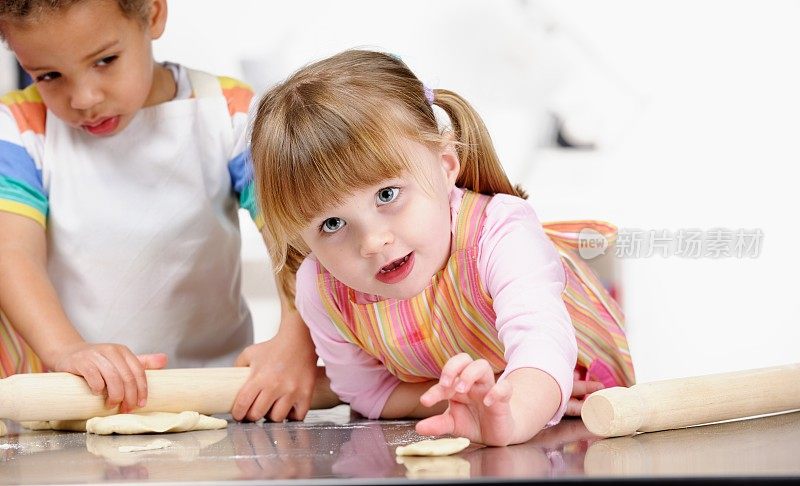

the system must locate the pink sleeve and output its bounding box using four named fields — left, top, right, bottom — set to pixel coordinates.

left=295, top=258, right=401, bottom=419
left=478, top=195, right=578, bottom=426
